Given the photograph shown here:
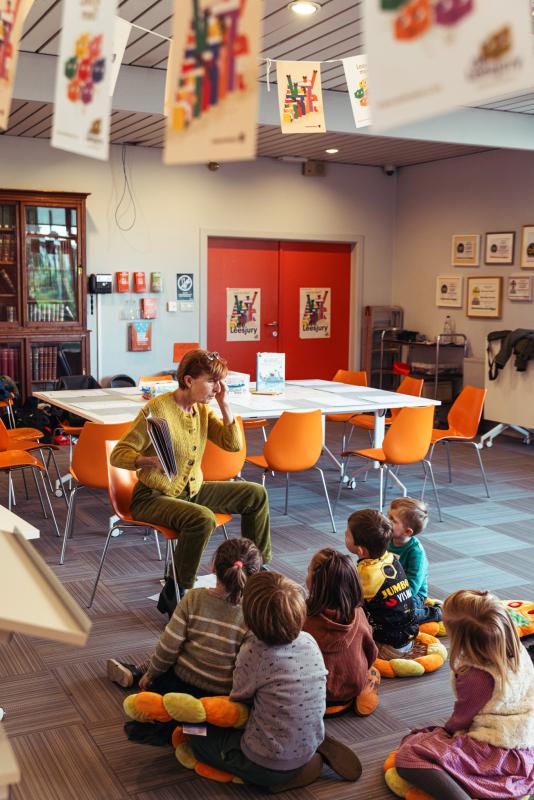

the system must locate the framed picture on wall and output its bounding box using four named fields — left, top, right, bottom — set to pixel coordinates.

left=520, top=225, right=534, bottom=268
left=466, top=276, right=502, bottom=318
left=436, top=275, right=463, bottom=307
left=451, top=234, right=480, bottom=266
left=485, top=232, right=515, bottom=265
left=508, top=274, right=532, bottom=302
